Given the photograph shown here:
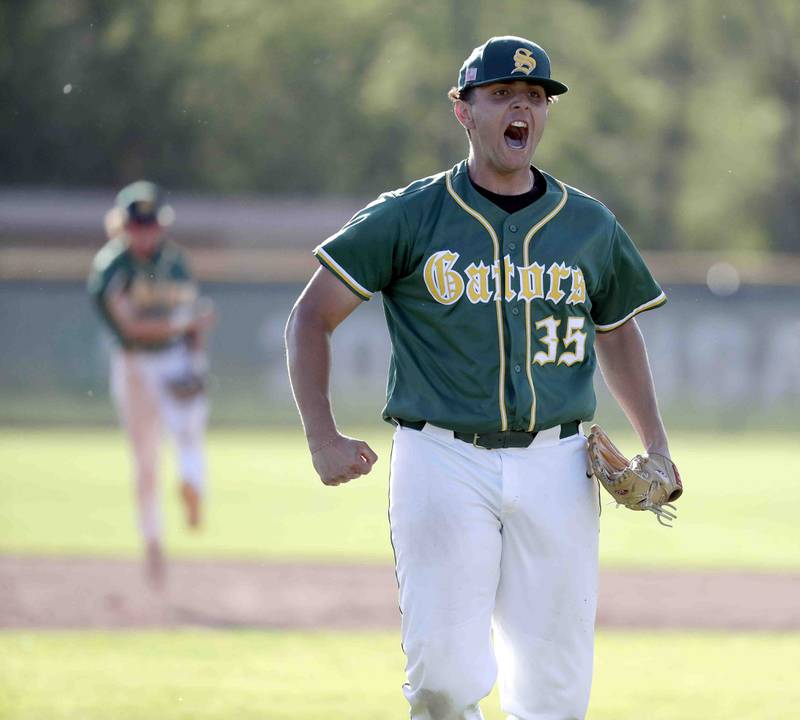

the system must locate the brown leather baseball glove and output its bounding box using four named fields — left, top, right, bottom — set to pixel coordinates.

left=587, top=424, right=683, bottom=526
